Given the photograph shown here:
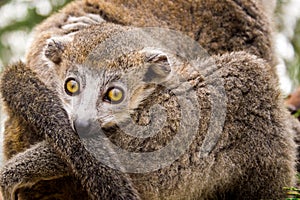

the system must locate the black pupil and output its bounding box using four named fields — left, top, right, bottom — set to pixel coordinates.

left=70, top=81, right=77, bottom=90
